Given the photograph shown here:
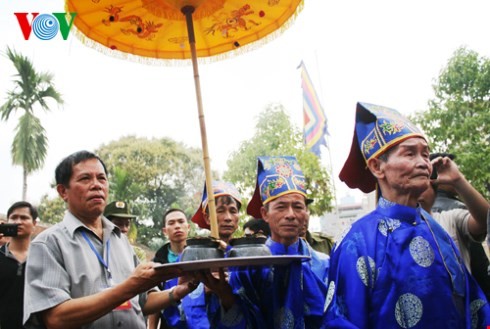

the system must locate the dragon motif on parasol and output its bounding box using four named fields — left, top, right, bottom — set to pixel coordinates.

left=102, top=5, right=123, bottom=26
left=120, top=20, right=163, bottom=40
left=204, top=4, right=260, bottom=38
left=102, top=5, right=163, bottom=40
